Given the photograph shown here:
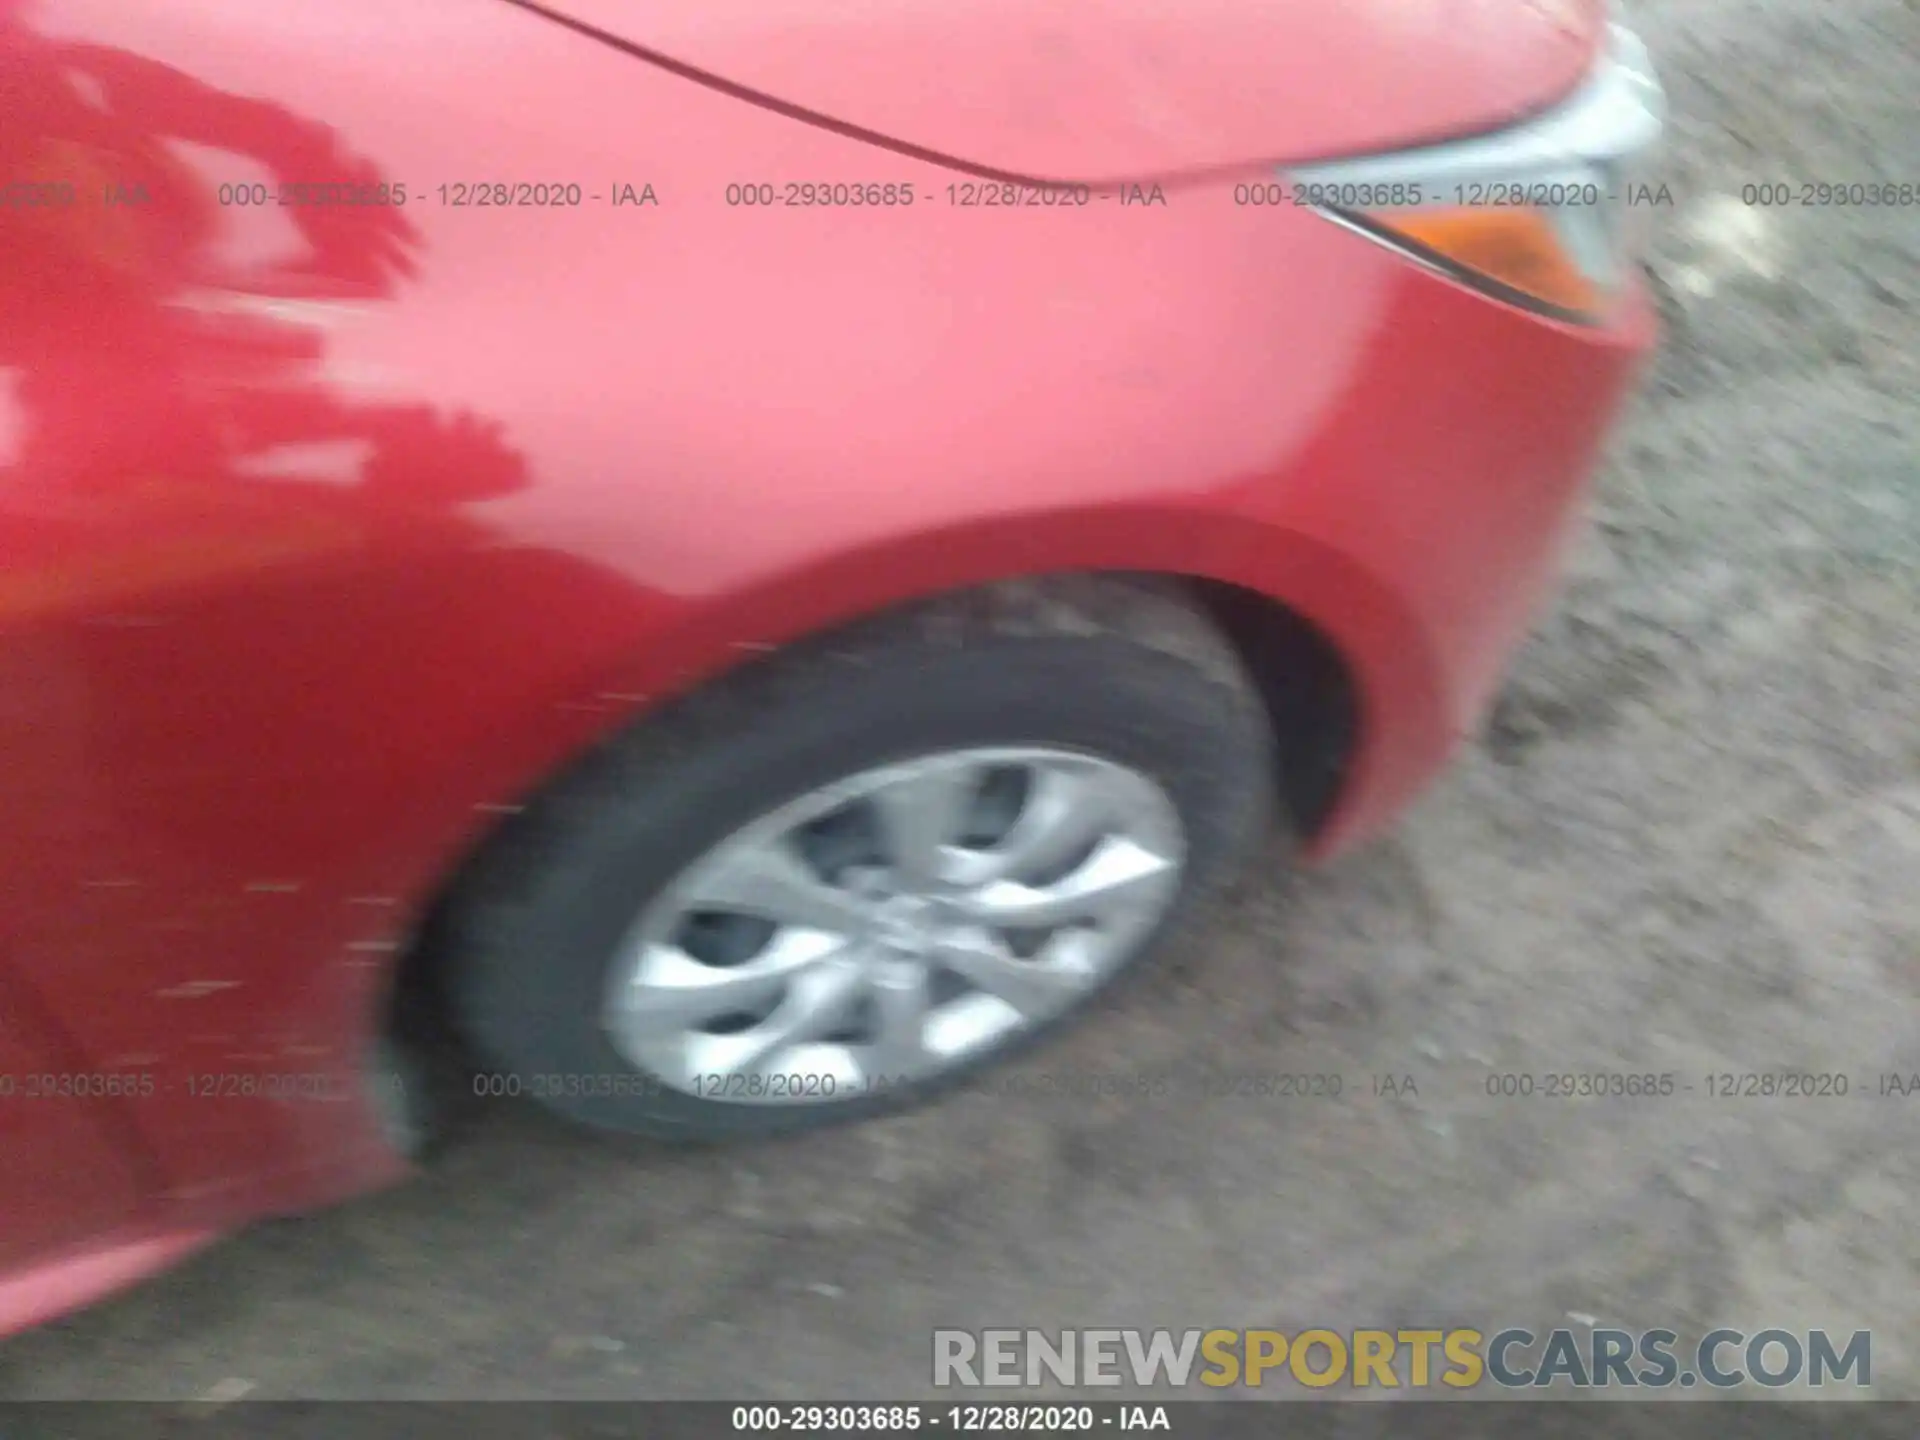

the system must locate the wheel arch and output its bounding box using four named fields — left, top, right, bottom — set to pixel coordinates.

left=375, top=561, right=1372, bottom=1105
